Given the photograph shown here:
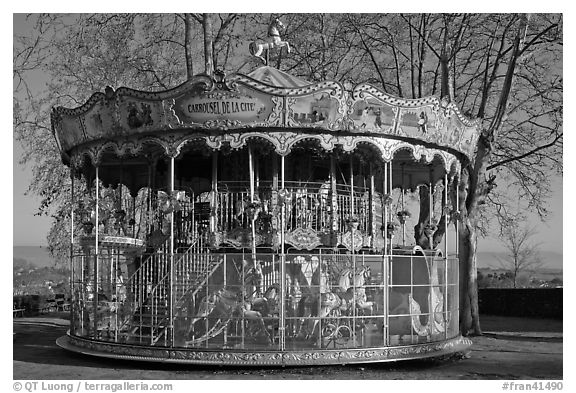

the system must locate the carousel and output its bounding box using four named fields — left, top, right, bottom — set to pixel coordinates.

left=53, top=24, right=477, bottom=366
